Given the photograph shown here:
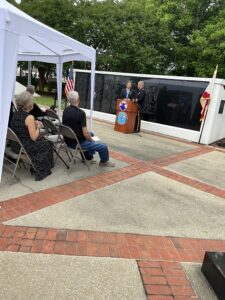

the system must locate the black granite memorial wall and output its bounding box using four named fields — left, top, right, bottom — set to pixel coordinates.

left=202, top=252, right=225, bottom=300
left=75, top=72, right=208, bottom=131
